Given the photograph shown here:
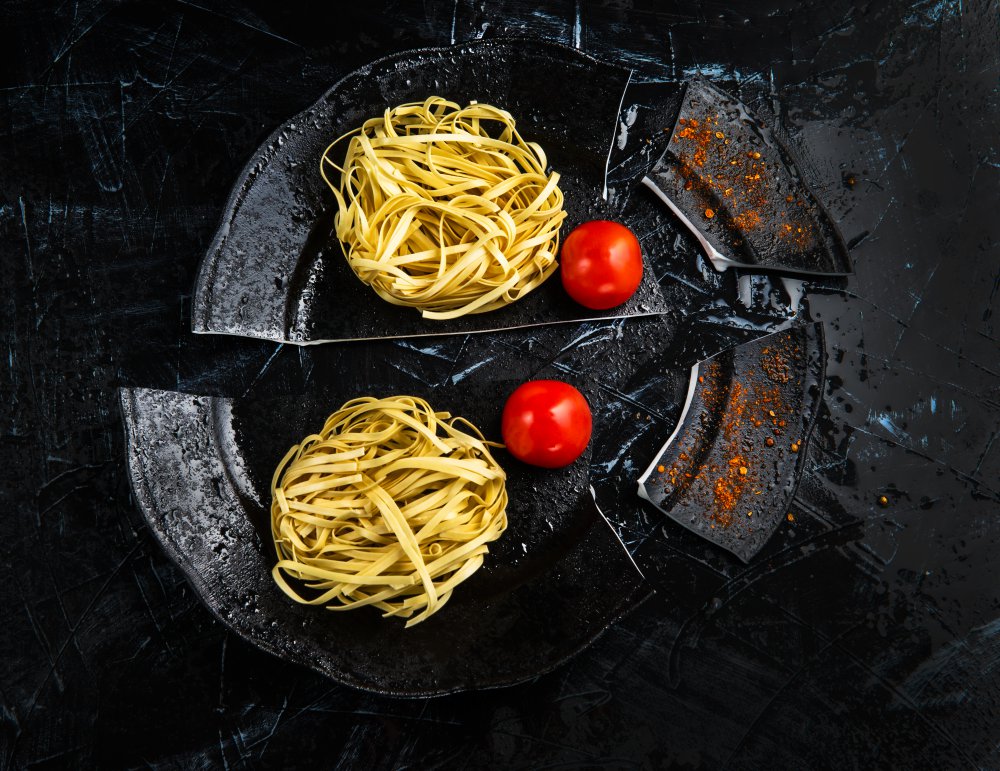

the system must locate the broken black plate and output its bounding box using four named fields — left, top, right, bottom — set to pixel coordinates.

left=192, top=38, right=671, bottom=345
left=642, top=79, right=852, bottom=277
left=636, top=323, right=826, bottom=562
left=119, top=371, right=649, bottom=697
